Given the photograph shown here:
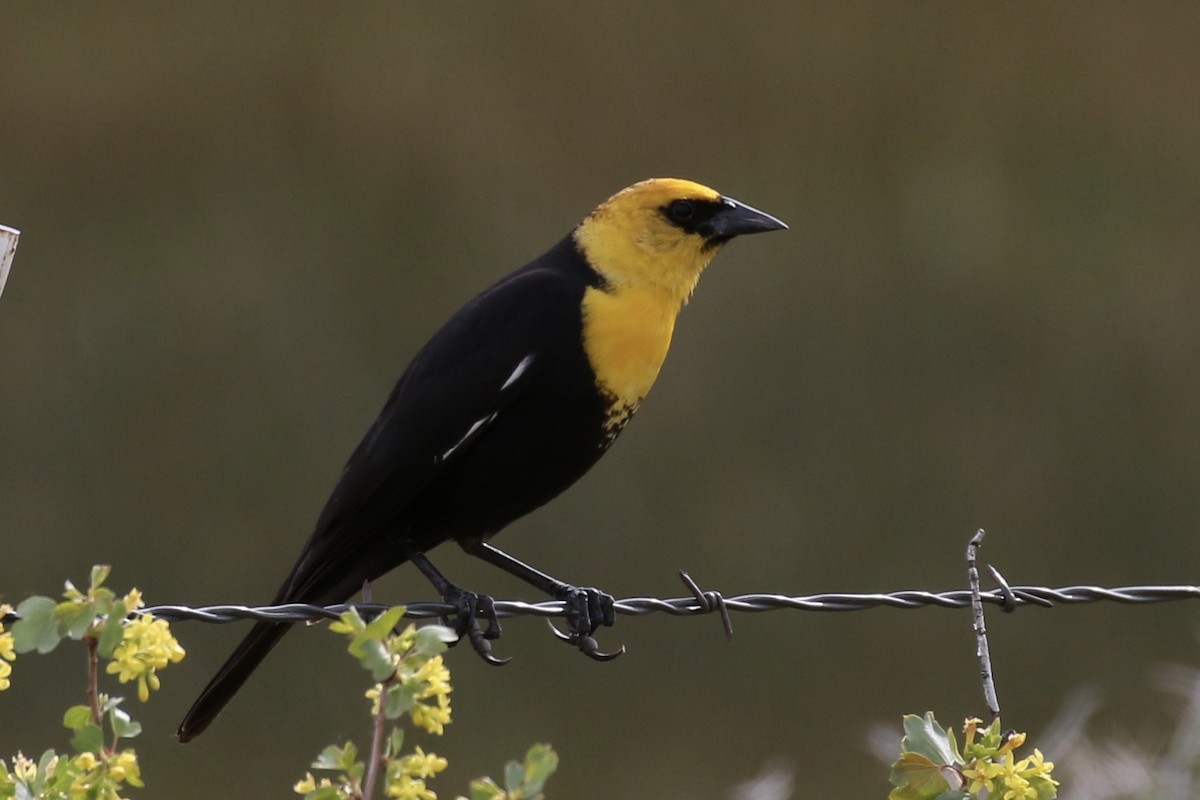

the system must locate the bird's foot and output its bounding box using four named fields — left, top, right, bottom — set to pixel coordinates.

left=442, top=588, right=510, bottom=666
left=547, top=586, right=624, bottom=661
